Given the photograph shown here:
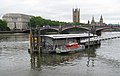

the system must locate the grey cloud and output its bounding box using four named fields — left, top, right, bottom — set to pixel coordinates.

left=1, top=0, right=120, bottom=24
